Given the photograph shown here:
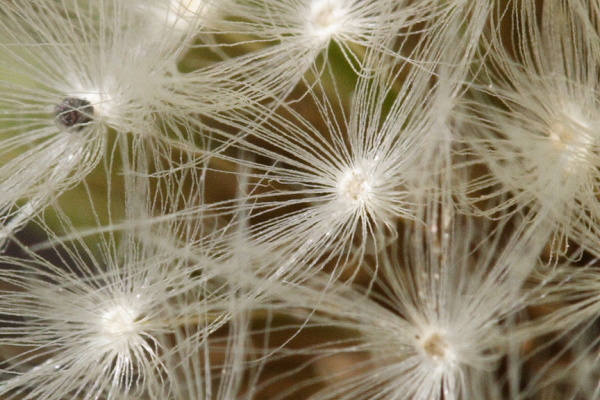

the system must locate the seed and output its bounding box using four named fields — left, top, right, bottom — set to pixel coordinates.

left=54, top=97, right=94, bottom=130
